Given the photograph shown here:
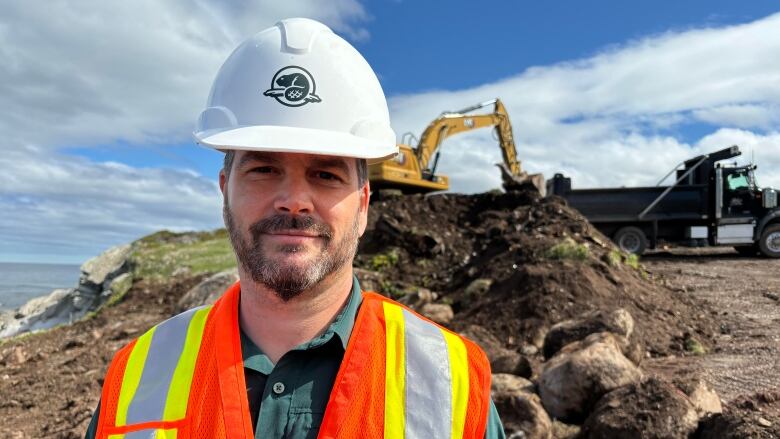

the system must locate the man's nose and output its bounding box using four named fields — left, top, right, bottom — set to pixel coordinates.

left=273, top=177, right=314, bottom=215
